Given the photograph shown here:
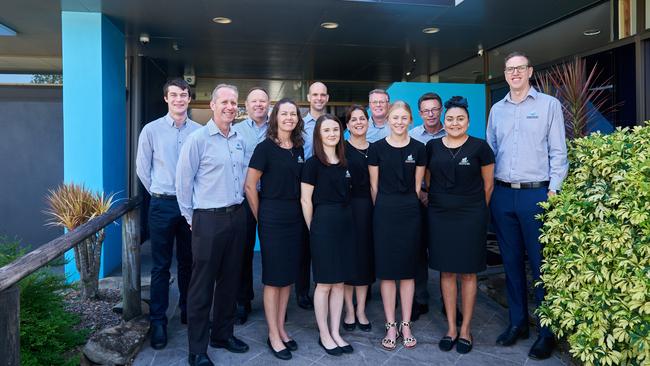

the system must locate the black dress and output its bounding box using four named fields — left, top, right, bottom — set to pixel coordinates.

left=301, top=157, right=354, bottom=284
left=367, top=138, right=426, bottom=280
left=344, top=141, right=374, bottom=286
left=426, top=136, right=495, bottom=273
left=248, top=138, right=305, bottom=286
